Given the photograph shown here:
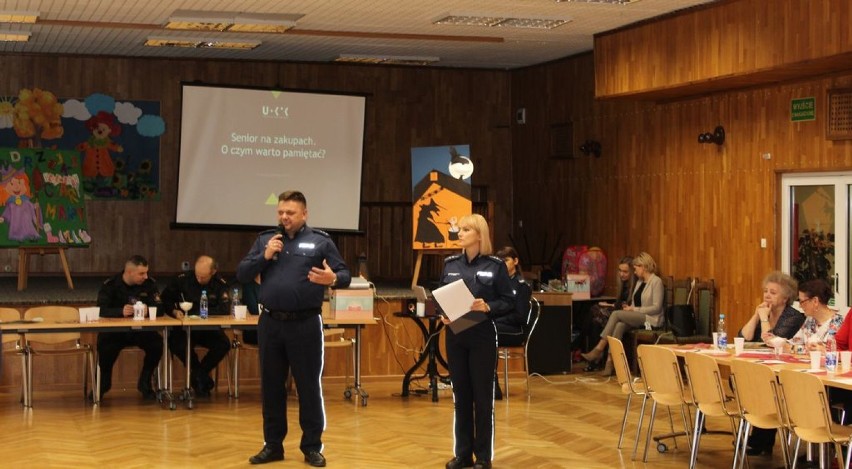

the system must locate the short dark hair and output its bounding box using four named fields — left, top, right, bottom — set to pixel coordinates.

left=279, top=190, right=307, bottom=206
left=495, top=246, right=519, bottom=259
left=127, top=255, right=148, bottom=267
left=799, top=278, right=833, bottom=305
